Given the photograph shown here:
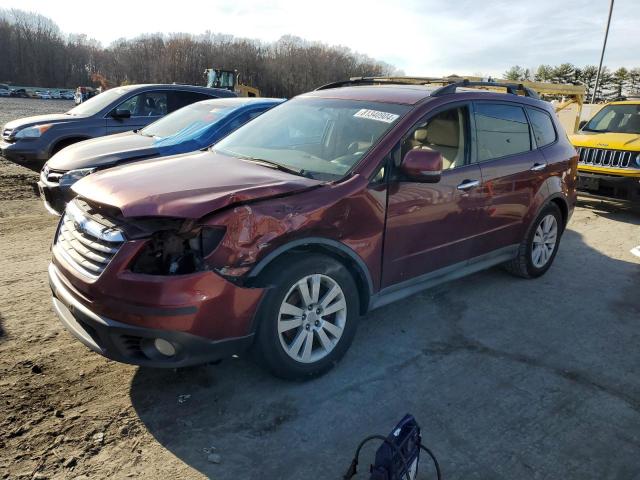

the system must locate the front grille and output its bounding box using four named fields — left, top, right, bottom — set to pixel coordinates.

left=576, top=147, right=637, bottom=169
left=55, top=200, right=125, bottom=278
